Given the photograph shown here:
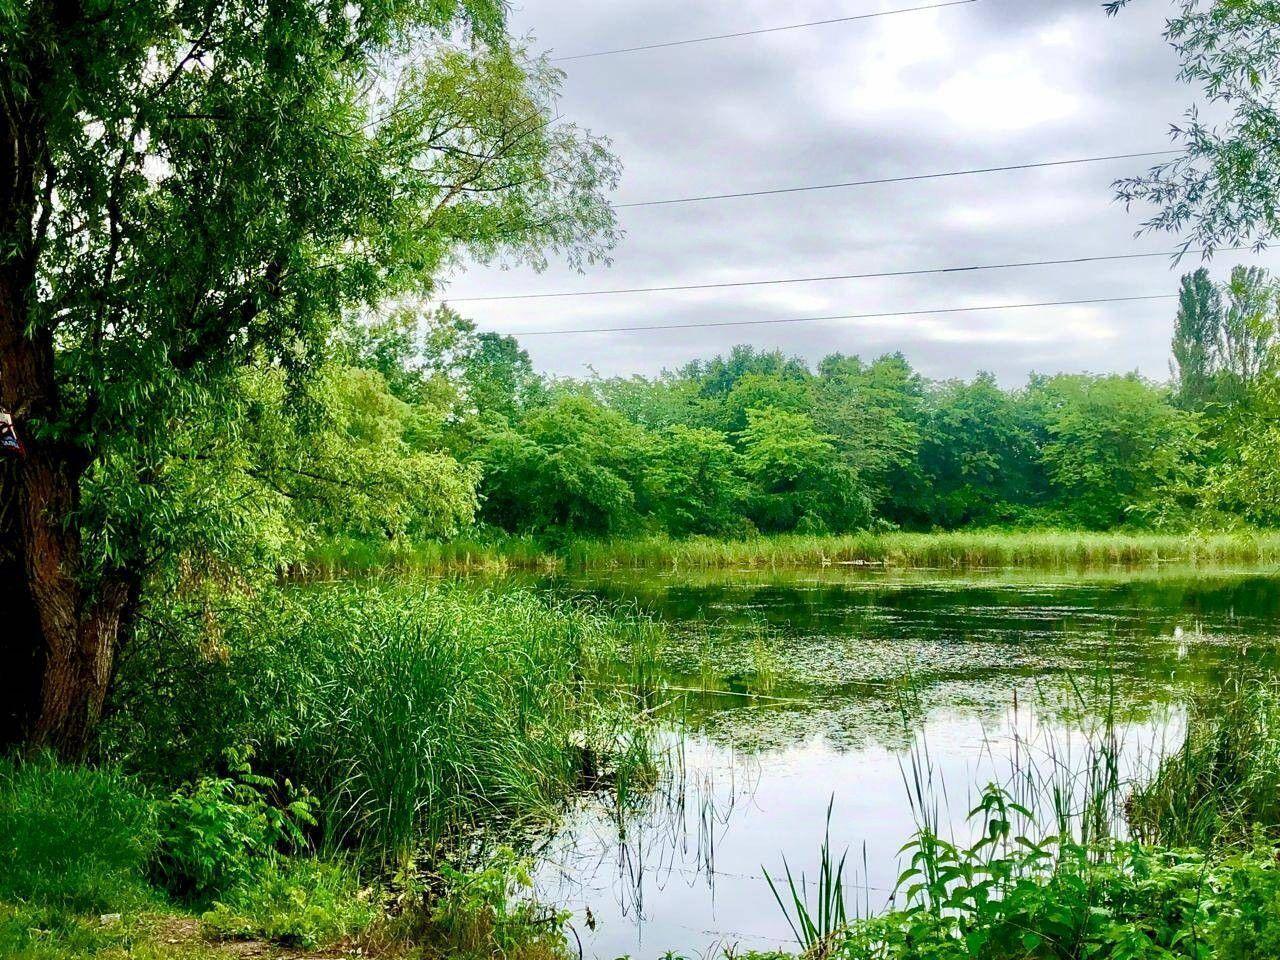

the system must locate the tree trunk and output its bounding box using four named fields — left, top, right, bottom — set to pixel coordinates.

left=1, top=277, right=126, bottom=757
left=0, top=2, right=131, bottom=759
left=0, top=284, right=124, bottom=757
